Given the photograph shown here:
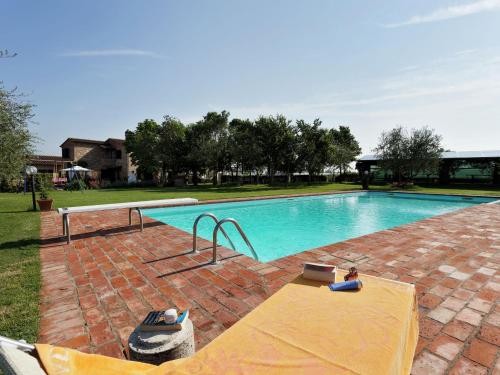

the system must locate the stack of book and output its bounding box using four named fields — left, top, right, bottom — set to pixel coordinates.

left=140, top=309, right=189, bottom=332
